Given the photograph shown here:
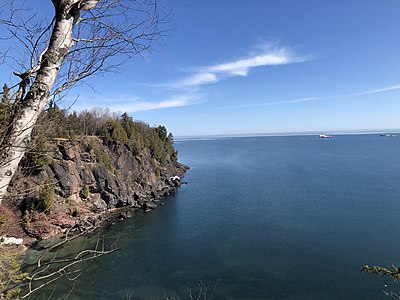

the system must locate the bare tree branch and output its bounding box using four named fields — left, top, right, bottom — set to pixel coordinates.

left=0, top=0, right=170, bottom=203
